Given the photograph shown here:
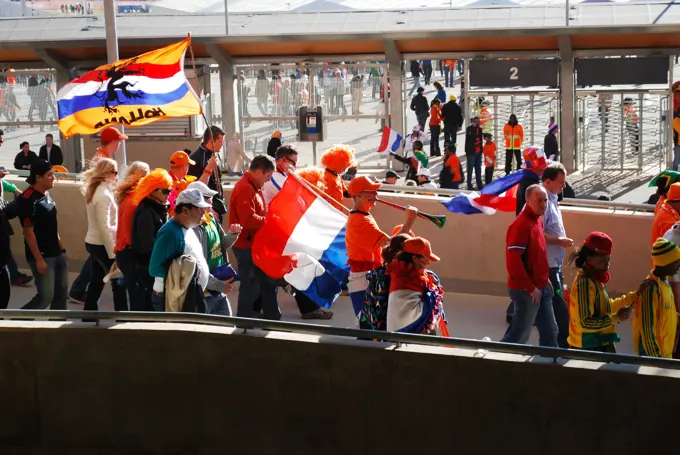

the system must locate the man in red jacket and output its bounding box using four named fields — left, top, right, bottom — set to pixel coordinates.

left=228, top=155, right=280, bottom=320
left=501, top=184, right=558, bottom=347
